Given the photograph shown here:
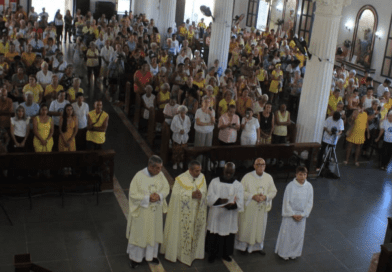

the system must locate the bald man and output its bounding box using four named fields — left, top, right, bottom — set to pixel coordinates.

left=205, top=162, right=244, bottom=263
left=235, top=158, right=277, bottom=255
